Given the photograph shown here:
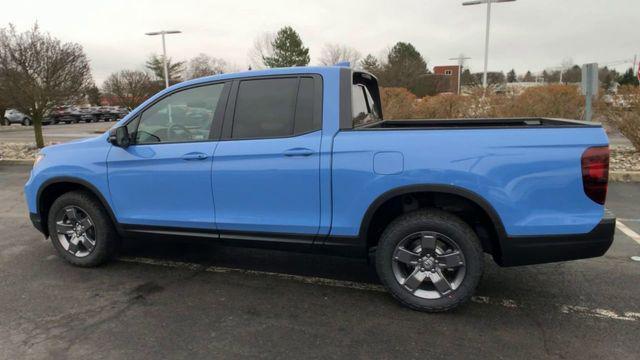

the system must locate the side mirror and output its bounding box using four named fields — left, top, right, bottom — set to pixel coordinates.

left=108, top=126, right=131, bottom=148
